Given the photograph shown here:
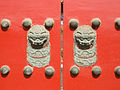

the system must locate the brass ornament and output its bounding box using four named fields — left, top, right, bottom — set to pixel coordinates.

left=45, top=66, right=55, bottom=78
left=1, top=19, right=11, bottom=31
left=0, top=65, right=10, bottom=75
left=70, top=65, right=80, bottom=77
left=27, top=18, right=54, bottom=68
left=22, top=18, right=32, bottom=30
left=23, top=65, right=33, bottom=76
left=27, top=25, right=50, bottom=68
left=73, top=25, right=97, bottom=67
